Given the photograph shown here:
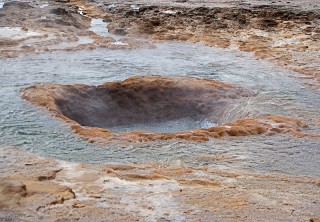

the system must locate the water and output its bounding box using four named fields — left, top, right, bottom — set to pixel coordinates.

left=109, top=118, right=217, bottom=133
left=0, top=41, right=320, bottom=176
left=89, top=18, right=128, bottom=45
left=89, top=19, right=110, bottom=37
